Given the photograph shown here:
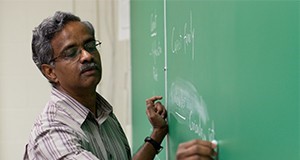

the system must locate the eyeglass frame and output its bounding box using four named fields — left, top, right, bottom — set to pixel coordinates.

left=49, top=40, right=102, bottom=64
